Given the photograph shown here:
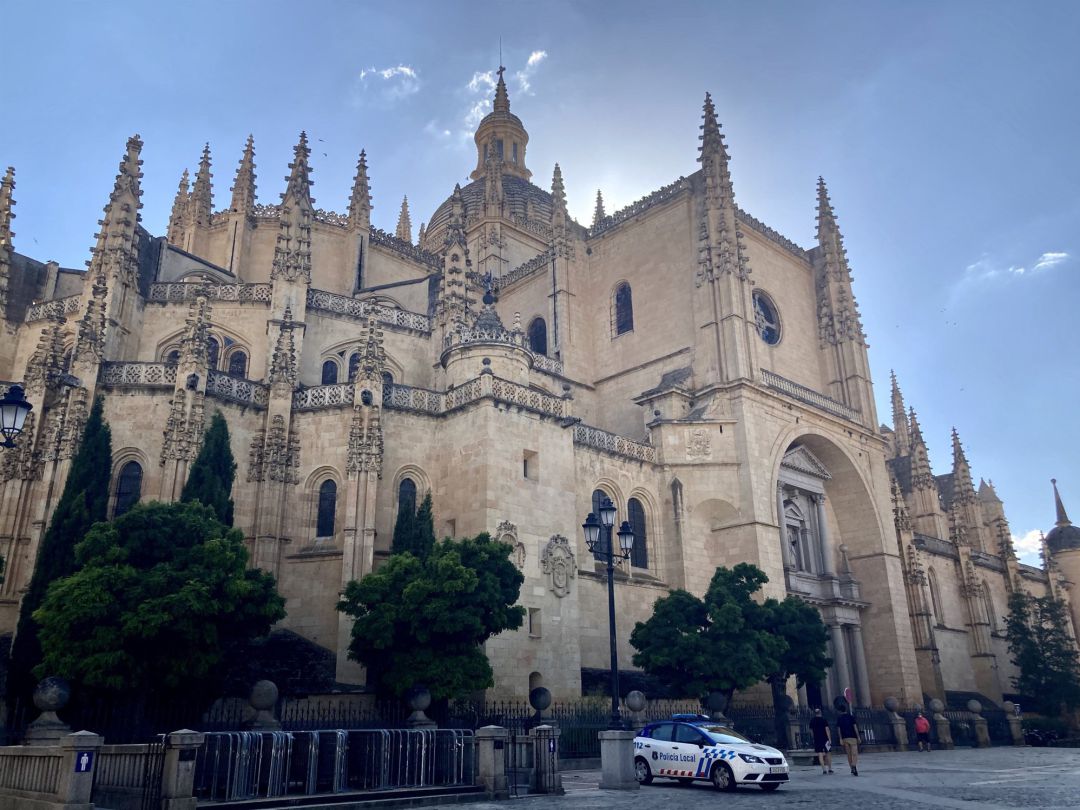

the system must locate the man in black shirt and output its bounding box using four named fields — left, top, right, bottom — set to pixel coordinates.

left=837, top=710, right=860, bottom=775
left=809, top=708, right=833, bottom=774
